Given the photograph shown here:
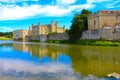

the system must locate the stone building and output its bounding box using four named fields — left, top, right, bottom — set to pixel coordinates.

left=28, top=20, right=65, bottom=36
left=88, top=10, right=120, bottom=30
left=13, top=30, right=28, bottom=40
left=13, top=20, right=65, bottom=40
